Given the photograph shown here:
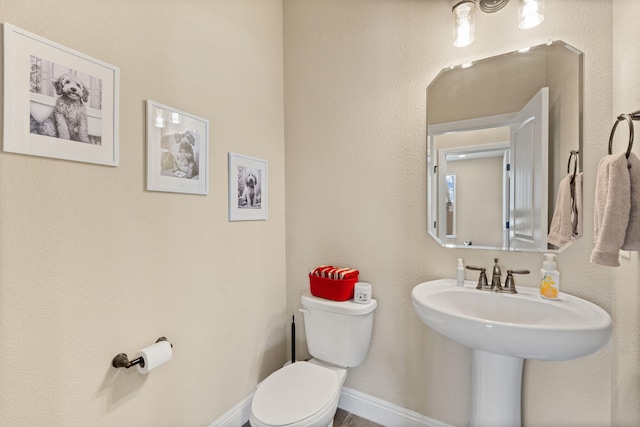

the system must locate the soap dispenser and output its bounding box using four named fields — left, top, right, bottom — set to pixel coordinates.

left=540, top=253, right=560, bottom=300
left=456, top=258, right=465, bottom=286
